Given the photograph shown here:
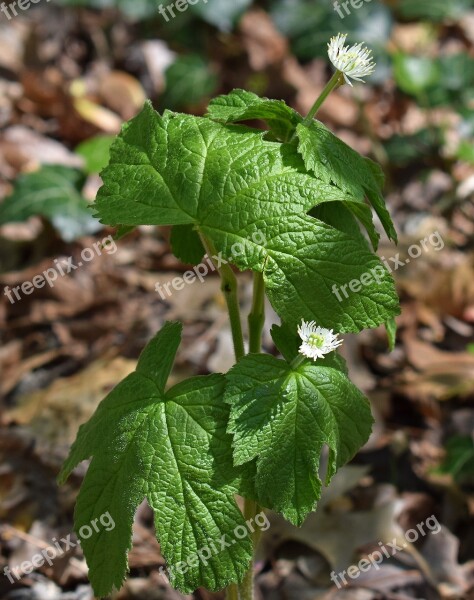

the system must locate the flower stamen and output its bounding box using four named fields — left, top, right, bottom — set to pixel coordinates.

left=327, top=33, right=376, bottom=86
left=297, top=320, right=343, bottom=361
